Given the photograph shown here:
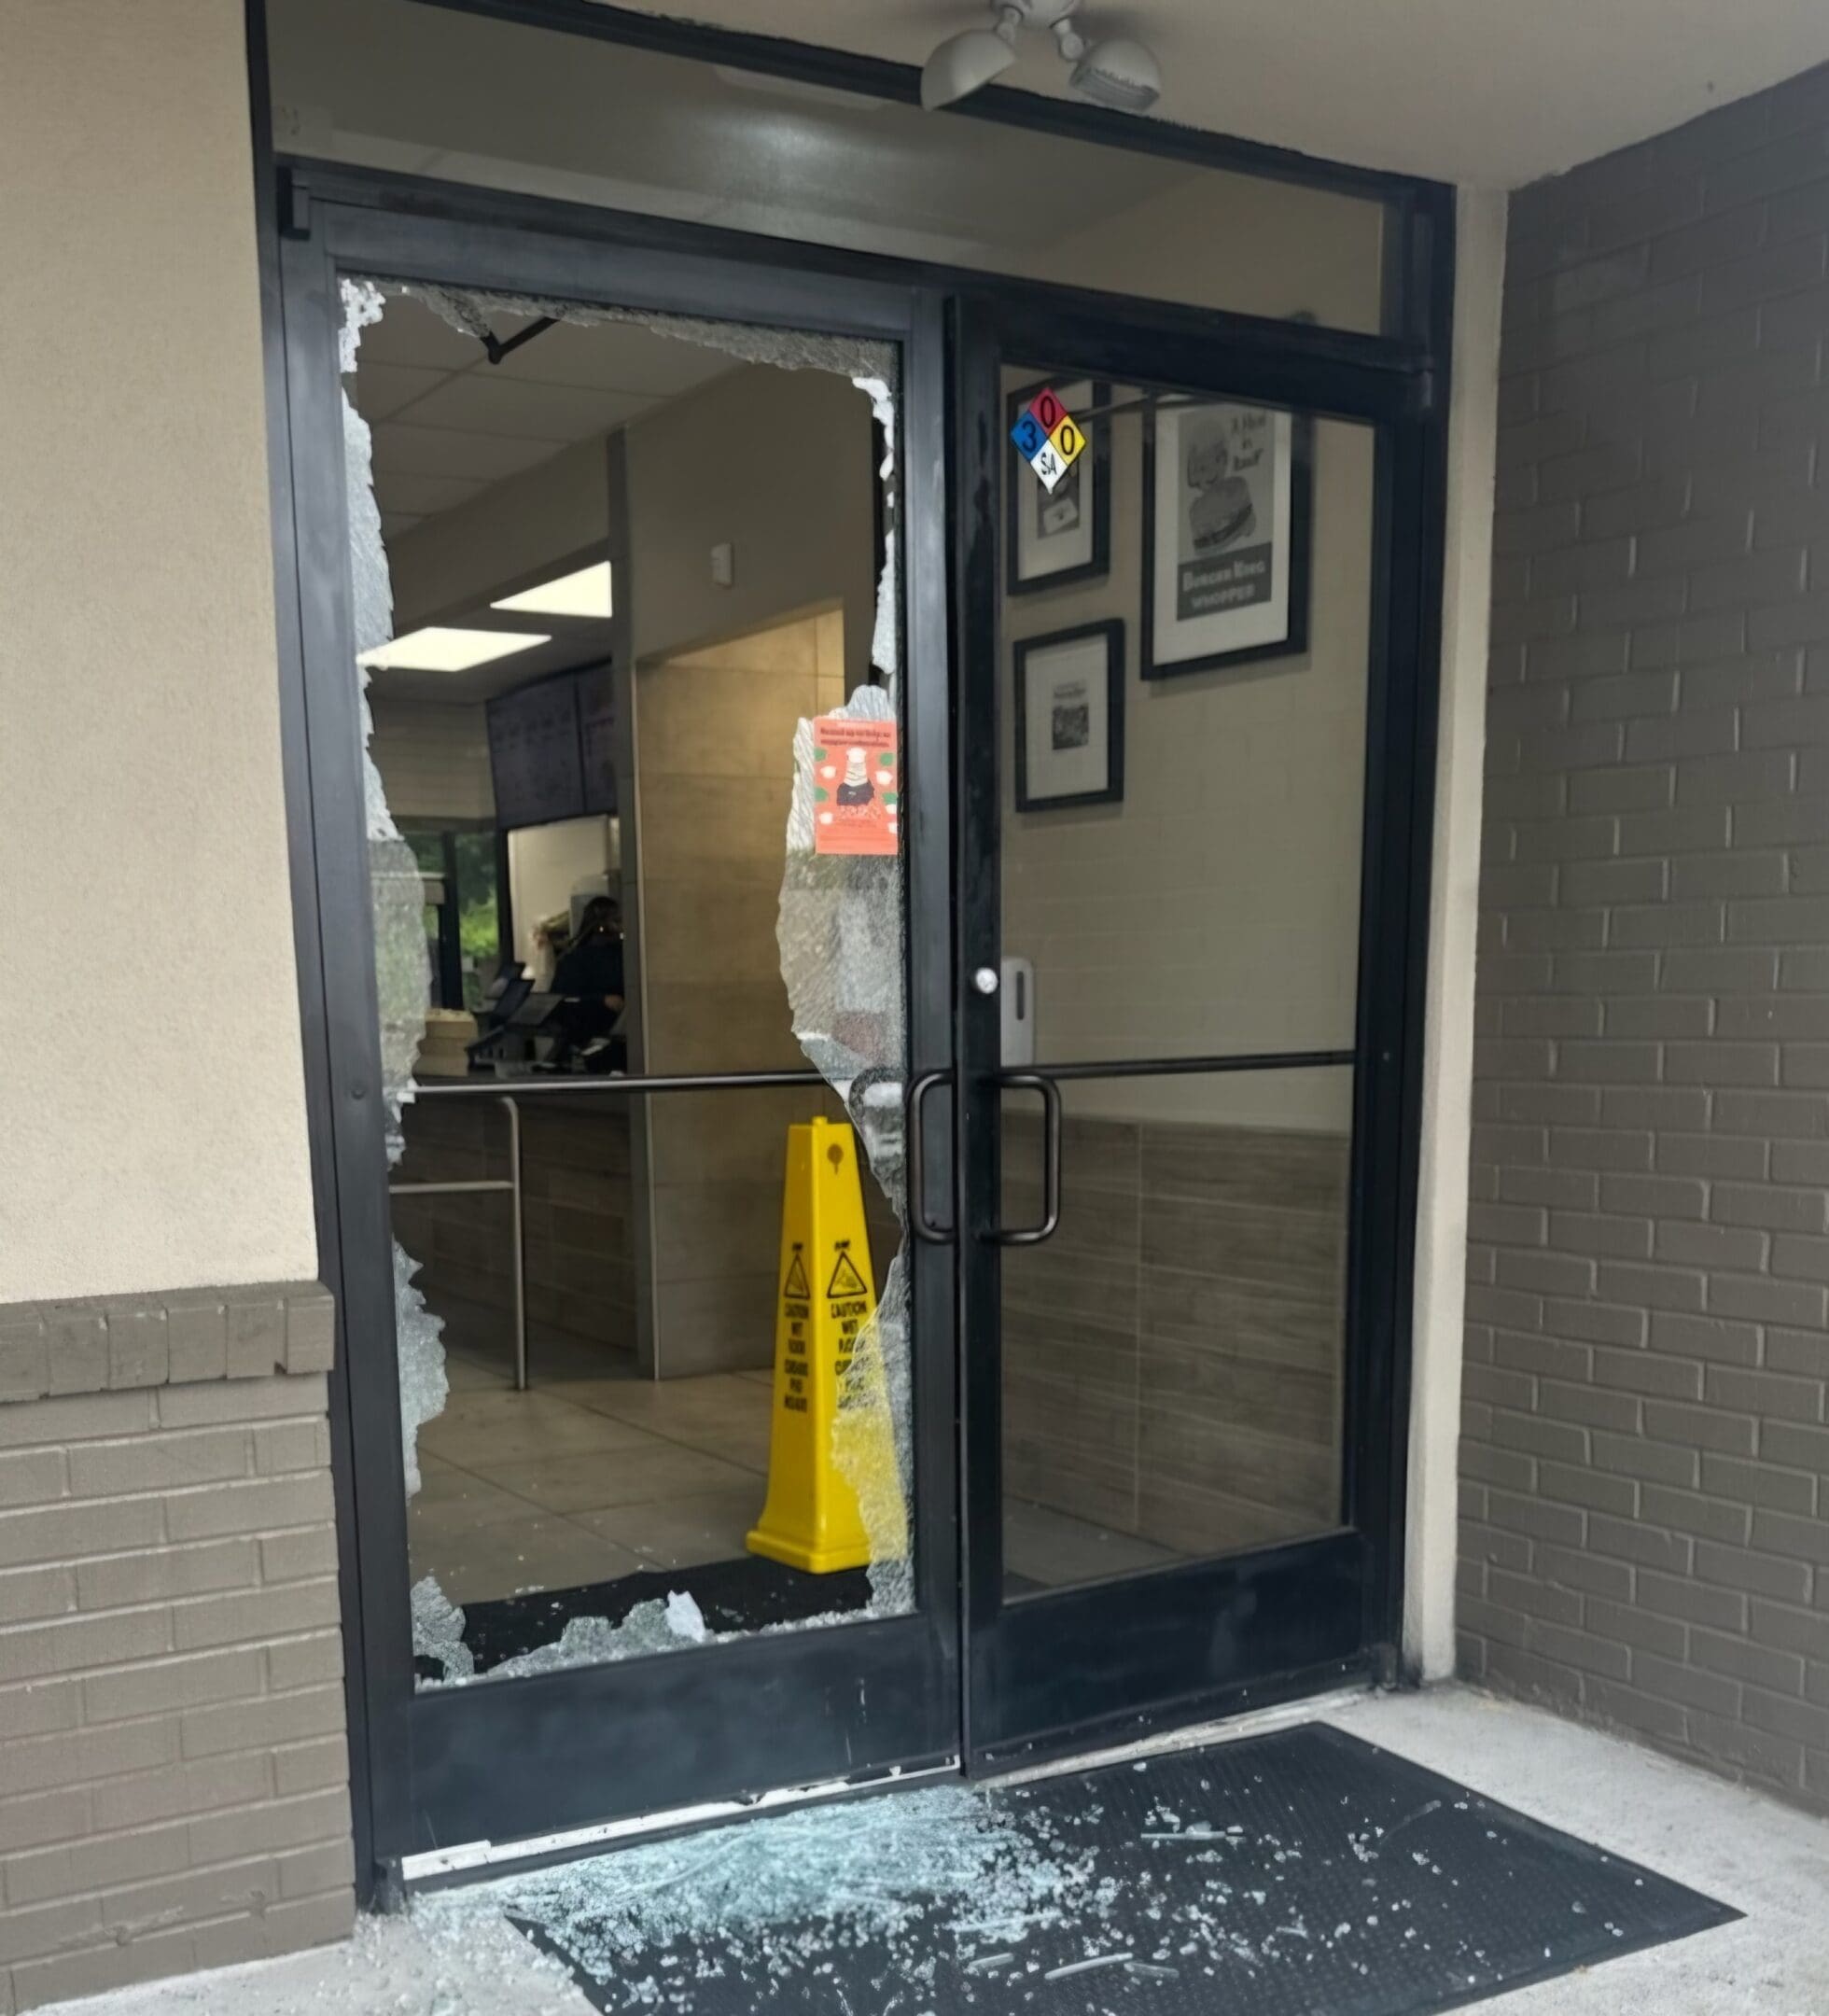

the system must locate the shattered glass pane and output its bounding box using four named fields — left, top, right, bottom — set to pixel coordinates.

left=343, top=275, right=915, bottom=1685
left=342, top=277, right=446, bottom=1551
left=412, top=1725, right=1738, bottom=2012
left=428, top=1782, right=1085, bottom=1989
left=394, top=1242, right=448, bottom=1504
left=410, top=1573, right=475, bottom=1685
left=340, top=281, right=431, bottom=1169
left=780, top=681, right=912, bottom=1615
left=411, top=280, right=896, bottom=390
left=342, top=284, right=451, bottom=1686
